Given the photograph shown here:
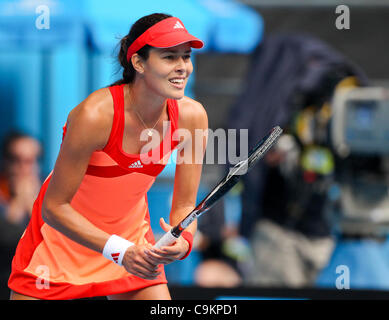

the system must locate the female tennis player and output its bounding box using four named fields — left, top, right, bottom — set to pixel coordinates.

left=8, top=13, right=207, bottom=300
